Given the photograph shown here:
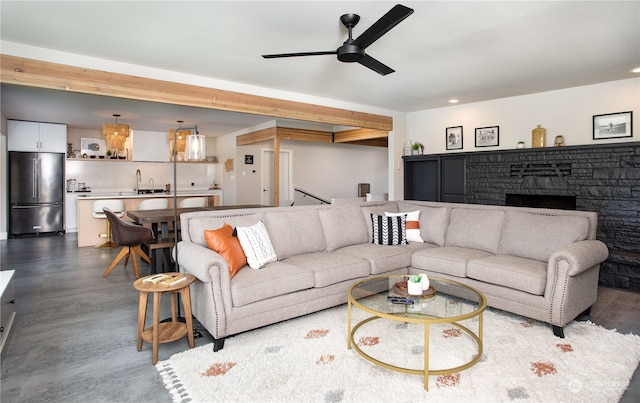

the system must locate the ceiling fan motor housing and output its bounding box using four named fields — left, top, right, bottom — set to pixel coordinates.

left=337, top=44, right=365, bottom=62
